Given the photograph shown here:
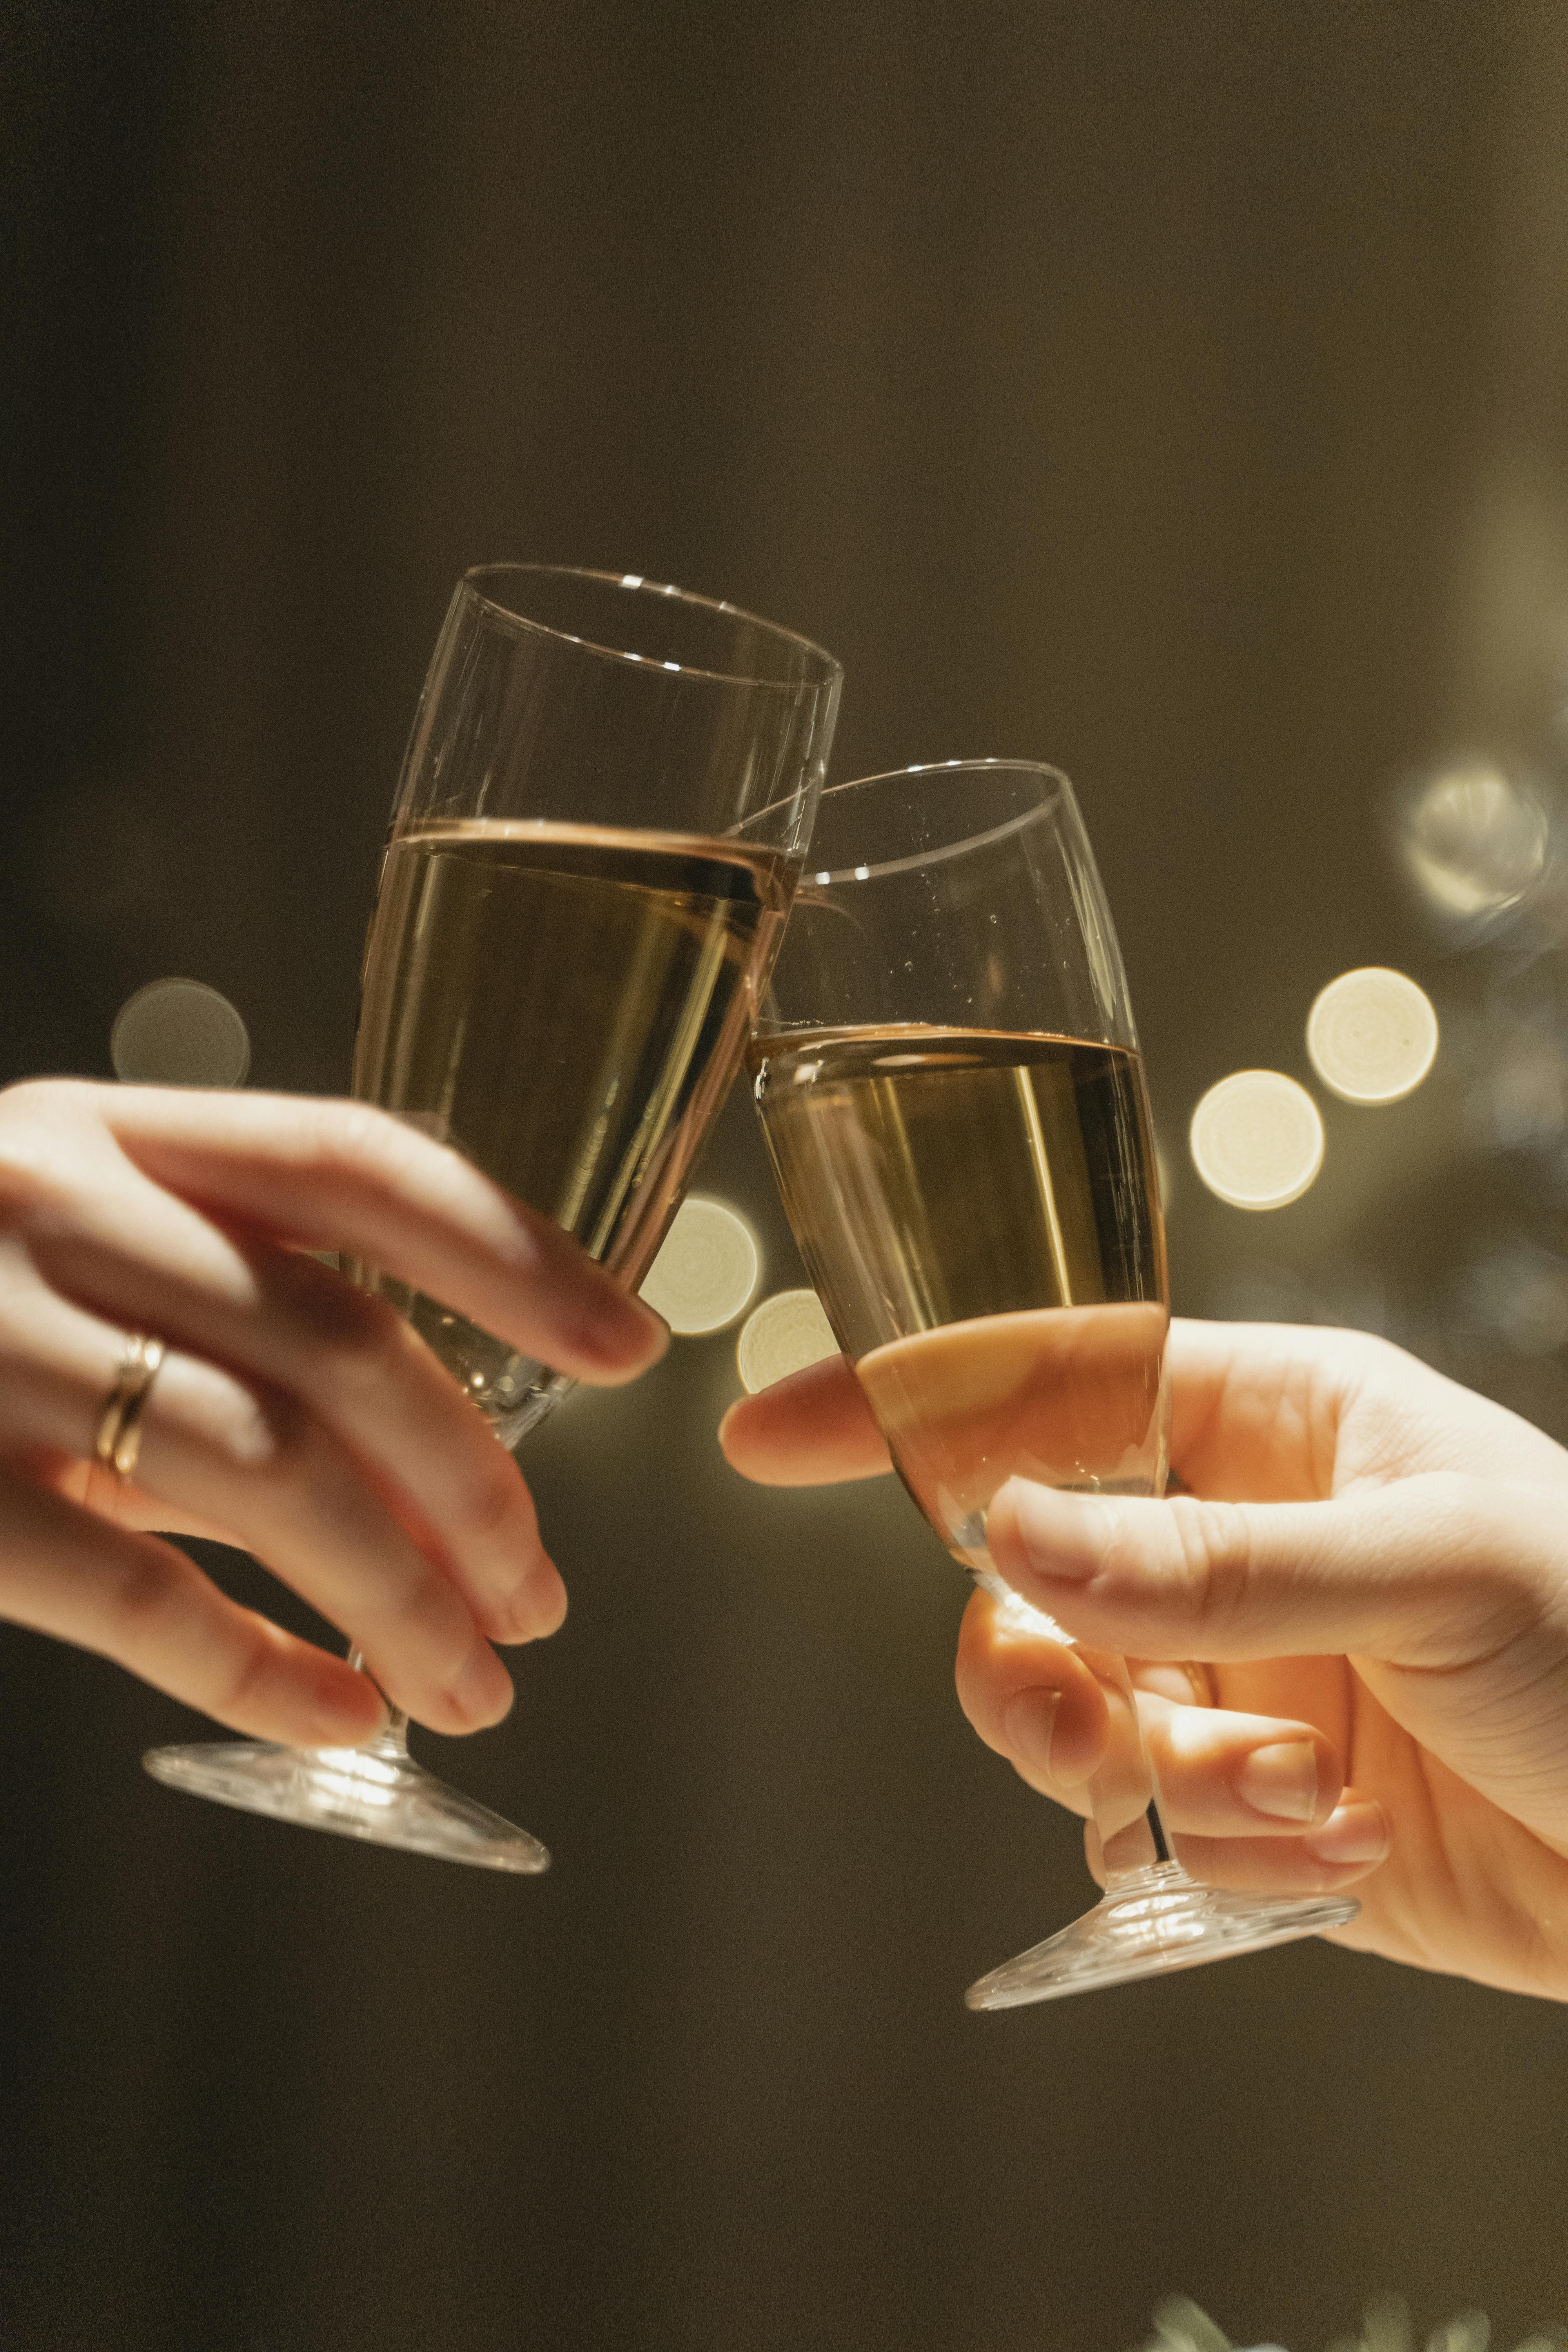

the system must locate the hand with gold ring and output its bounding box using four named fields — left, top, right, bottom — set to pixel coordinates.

left=719, top=1320, right=1568, bottom=2001
left=95, top=1334, right=166, bottom=1481
left=0, top=1078, right=666, bottom=1744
